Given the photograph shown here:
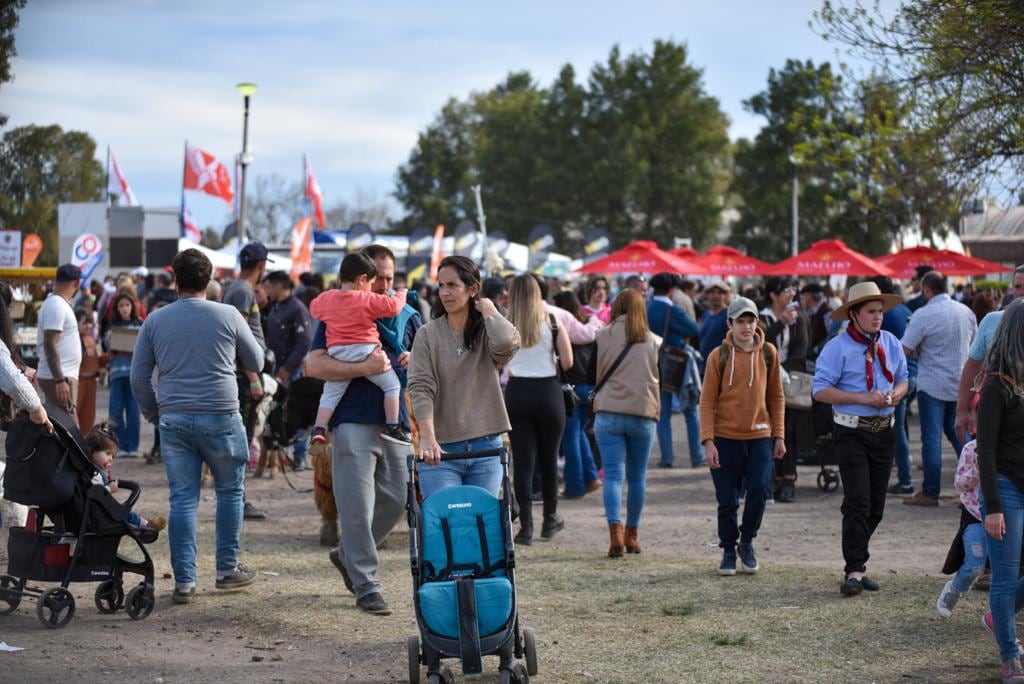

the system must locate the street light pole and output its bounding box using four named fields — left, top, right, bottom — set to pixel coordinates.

left=236, top=82, right=257, bottom=247
left=788, top=152, right=801, bottom=257
left=471, top=184, right=488, bottom=272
